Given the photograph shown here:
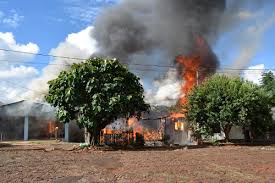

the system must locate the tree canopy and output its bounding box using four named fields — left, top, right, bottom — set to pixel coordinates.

left=45, top=57, right=150, bottom=144
left=262, top=71, right=275, bottom=106
left=186, top=74, right=273, bottom=141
